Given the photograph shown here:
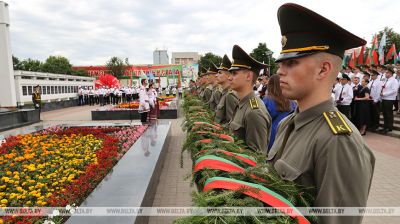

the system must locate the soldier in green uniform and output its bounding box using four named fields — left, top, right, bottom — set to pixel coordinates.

left=208, top=62, right=223, bottom=110
left=228, top=45, right=272, bottom=154
left=203, top=65, right=217, bottom=104
left=32, top=85, right=41, bottom=110
left=267, top=3, right=375, bottom=224
left=214, top=54, right=239, bottom=125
